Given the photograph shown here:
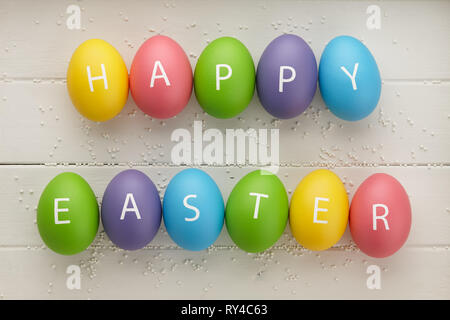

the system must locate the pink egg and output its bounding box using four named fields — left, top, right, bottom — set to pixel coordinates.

left=349, top=173, right=412, bottom=258
left=130, top=35, right=193, bottom=119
